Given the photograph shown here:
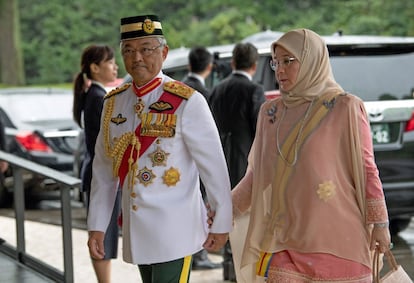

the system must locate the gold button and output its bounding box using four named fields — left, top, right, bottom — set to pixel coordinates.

left=130, top=192, right=136, bottom=198
left=132, top=205, right=138, bottom=211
